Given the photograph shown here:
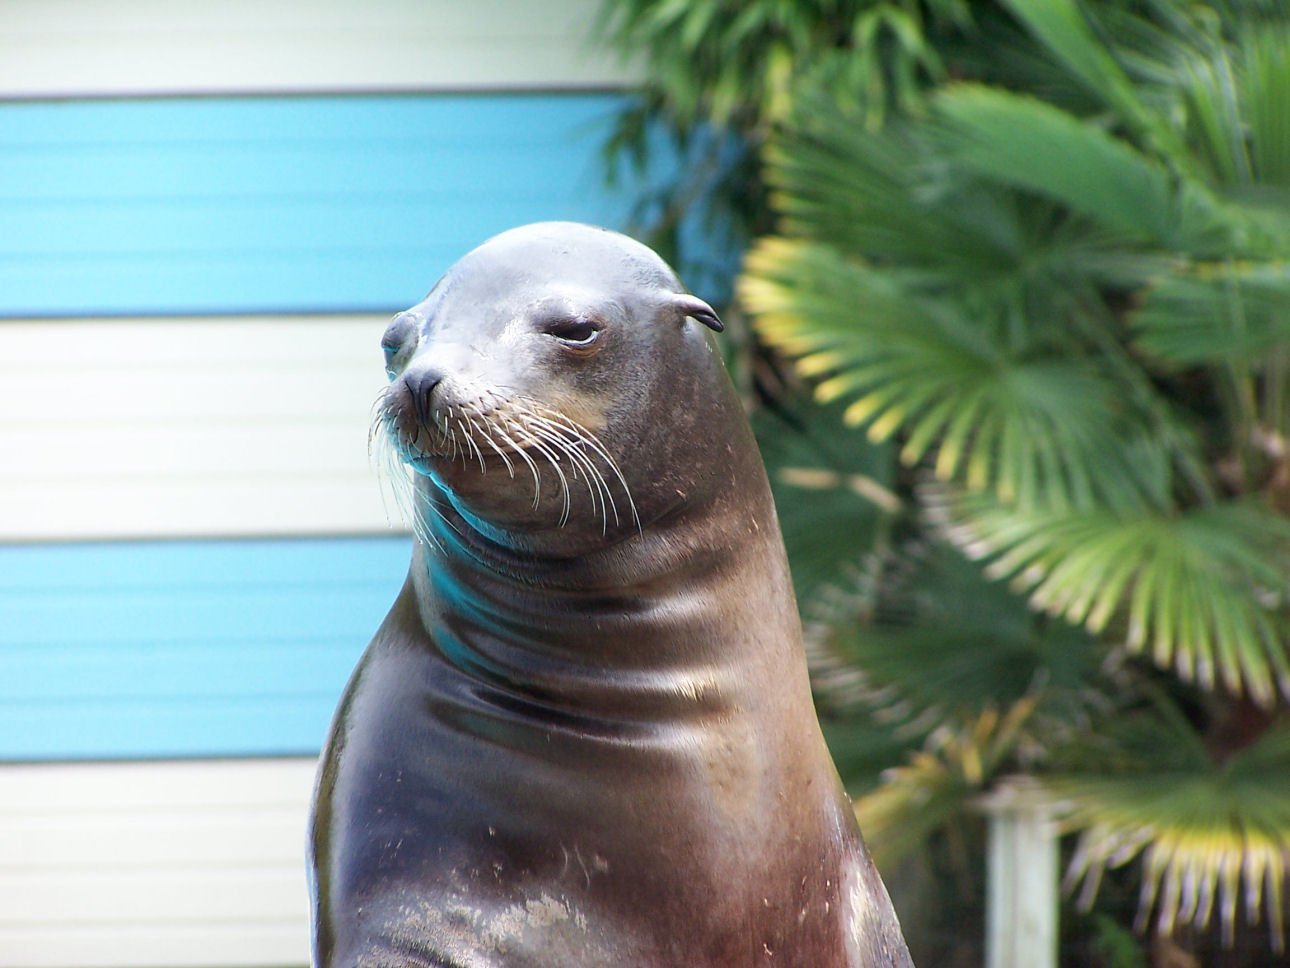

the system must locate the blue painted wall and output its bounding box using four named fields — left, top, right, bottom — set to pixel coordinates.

left=0, top=537, right=410, bottom=759
left=2, top=93, right=646, bottom=317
